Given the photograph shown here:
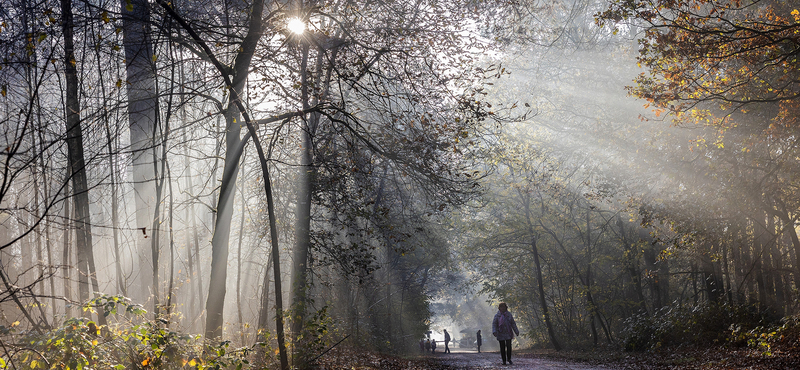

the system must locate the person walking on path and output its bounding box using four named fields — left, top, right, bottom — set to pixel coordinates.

left=431, top=338, right=437, bottom=353
left=444, top=329, right=451, bottom=353
left=476, top=330, right=482, bottom=353
left=492, top=302, right=519, bottom=365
